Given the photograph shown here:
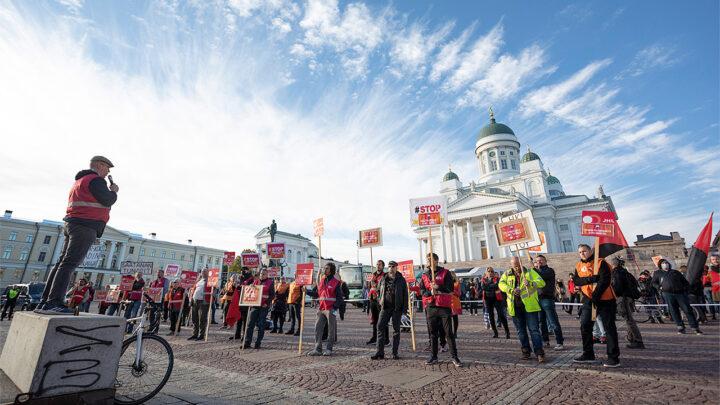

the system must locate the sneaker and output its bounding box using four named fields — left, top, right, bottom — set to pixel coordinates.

left=285, top=330, right=295, bottom=335
left=425, top=357, right=438, bottom=365
left=322, top=350, right=332, bottom=356
left=521, top=352, right=531, bottom=360
left=366, top=339, right=376, bottom=345
left=452, top=358, right=463, bottom=368
left=370, top=353, right=384, bottom=360
left=695, top=329, right=703, bottom=335
left=308, top=350, right=323, bottom=356
left=38, top=305, right=74, bottom=315
left=537, top=355, right=545, bottom=364
left=573, top=354, right=596, bottom=363
left=187, top=335, right=199, bottom=341
left=392, top=354, right=400, bottom=360
left=603, top=358, right=620, bottom=368
left=554, top=344, right=565, bottom=351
